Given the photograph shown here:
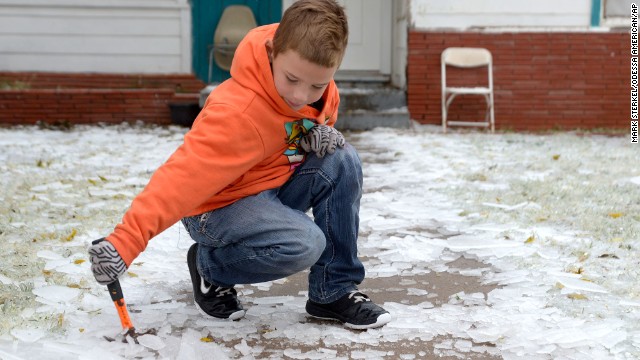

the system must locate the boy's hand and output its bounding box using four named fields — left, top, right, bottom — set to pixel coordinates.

left=88, top=238, right=127, bottom=285
left=300, top=124, right=345, bottom=158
